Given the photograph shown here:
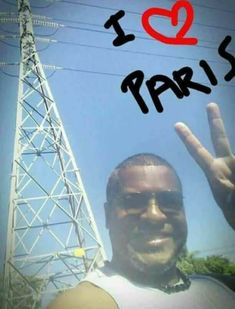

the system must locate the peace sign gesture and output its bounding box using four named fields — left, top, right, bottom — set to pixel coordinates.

left=175, top=103, right=235, bottom=230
